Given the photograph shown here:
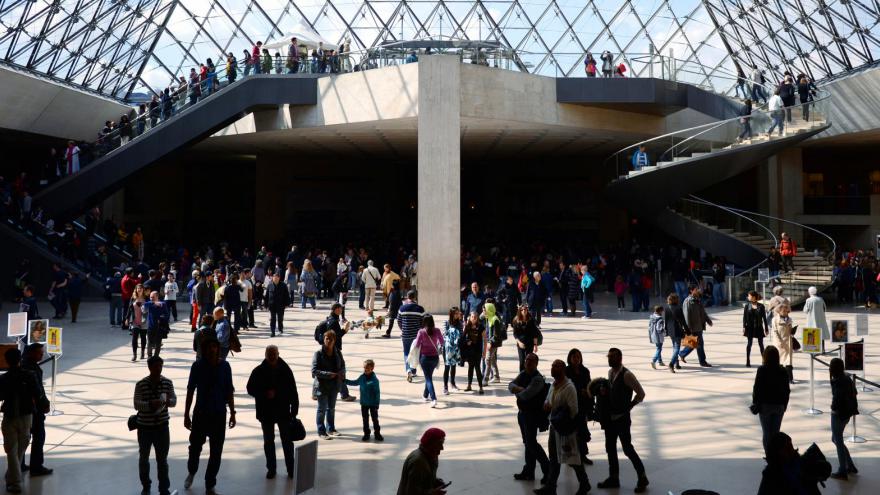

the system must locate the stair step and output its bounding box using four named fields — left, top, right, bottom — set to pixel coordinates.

left=718, top=228, right=735, bottom=233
